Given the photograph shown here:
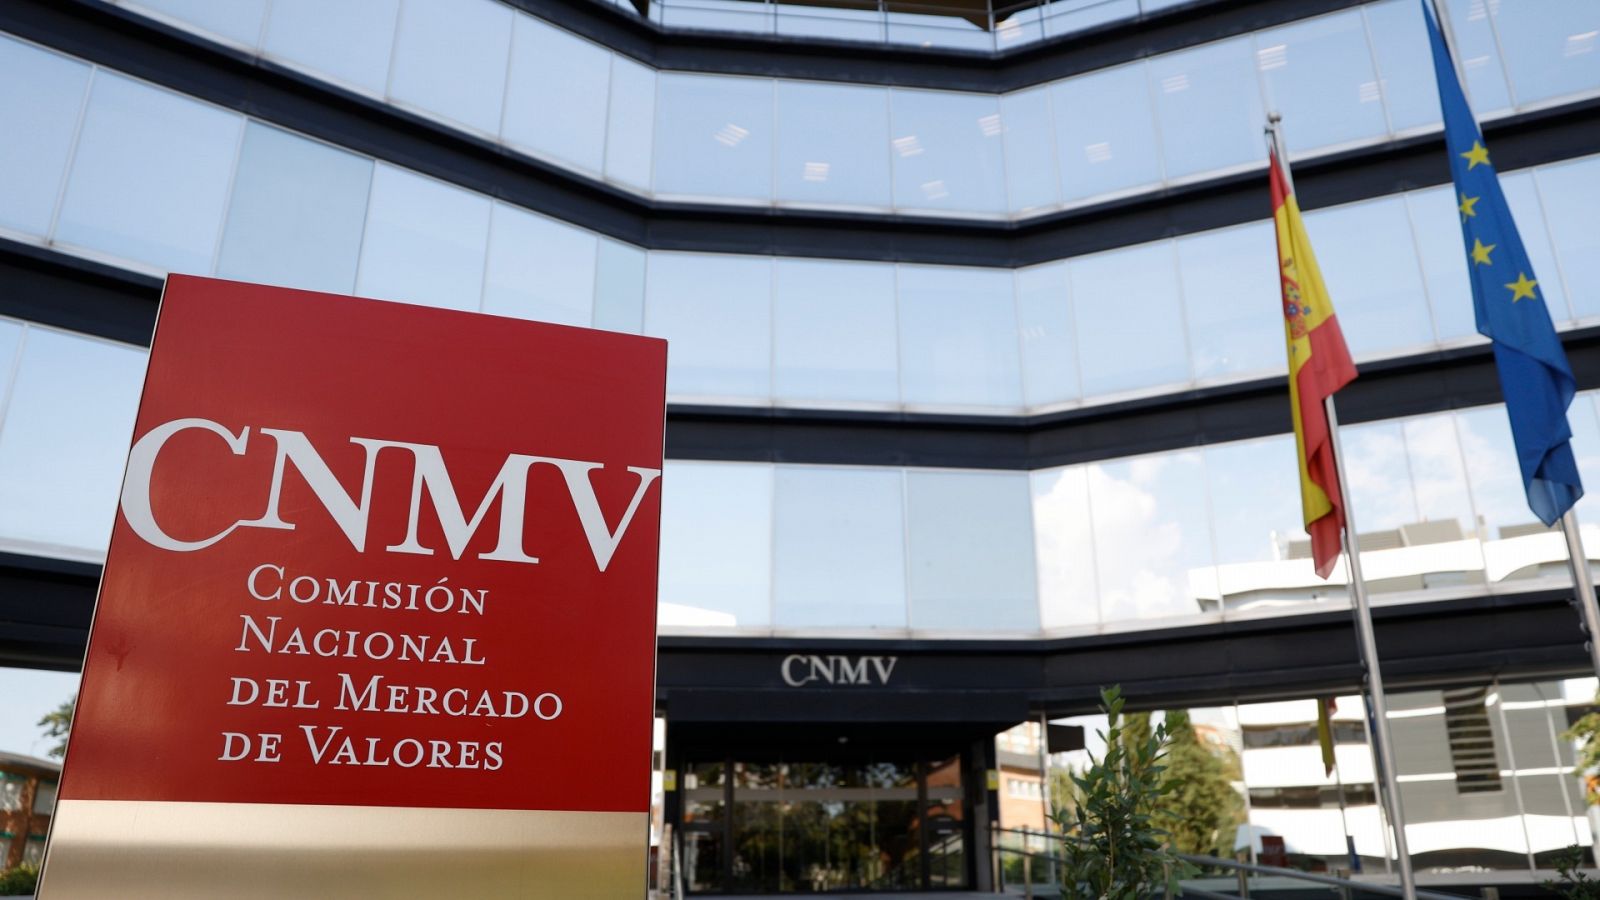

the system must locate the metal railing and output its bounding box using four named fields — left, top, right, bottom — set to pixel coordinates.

left=990, top=827, right=1476, bottom=900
